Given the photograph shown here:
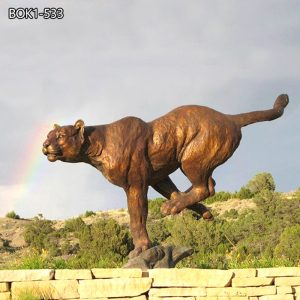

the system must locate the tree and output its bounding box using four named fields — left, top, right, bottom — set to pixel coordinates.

left=246, top=172, right=276, bottom=195
left=5, top=211, right=20, bottom=219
